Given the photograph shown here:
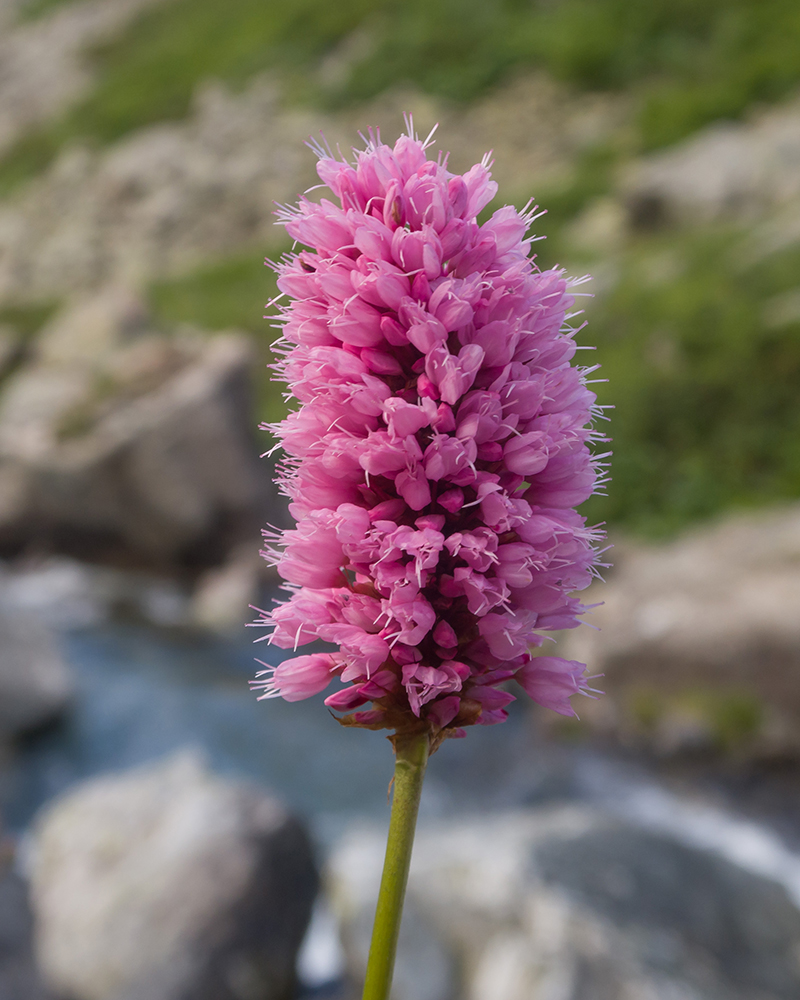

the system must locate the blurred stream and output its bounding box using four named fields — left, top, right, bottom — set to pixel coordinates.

left=0, top=619, right=578, bottom=835
left=2, top=618, right=799, bottom=872
left=4, top=614, right=800, bottom=994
